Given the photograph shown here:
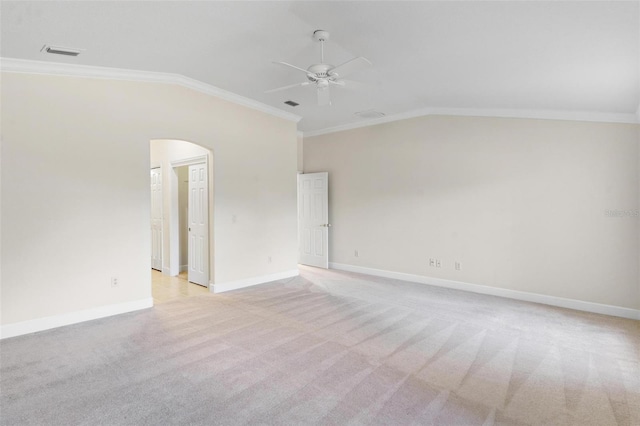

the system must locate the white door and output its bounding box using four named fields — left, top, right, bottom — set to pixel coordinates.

left=150, top=168, right=163, bottom=271
left=298, top=172, right=329, bottom=268
left=188, top=163, right=209, bottom=286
